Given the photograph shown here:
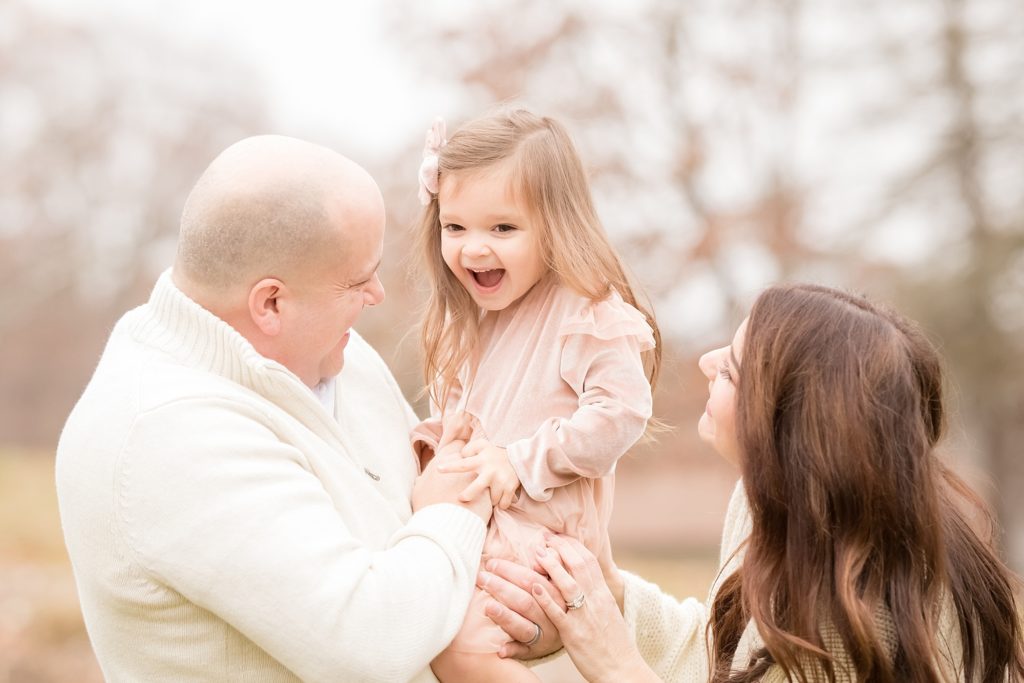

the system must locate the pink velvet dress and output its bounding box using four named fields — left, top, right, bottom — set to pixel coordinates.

left=411, top=276, right=655, bottom=653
